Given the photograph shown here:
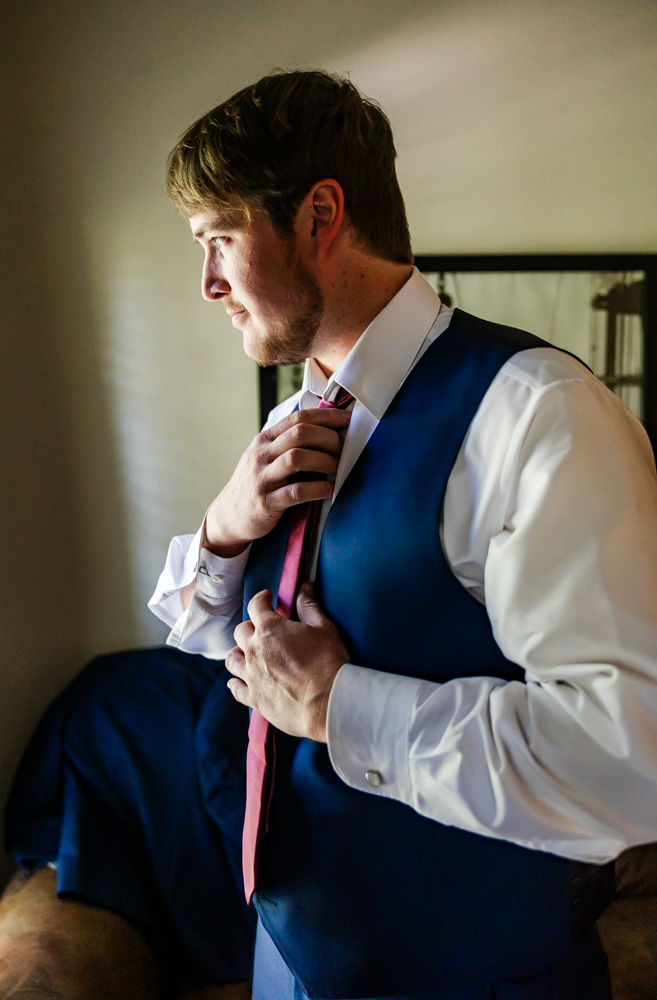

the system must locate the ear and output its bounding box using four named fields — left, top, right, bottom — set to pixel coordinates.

left=297, top=179, right=345, bottom=259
